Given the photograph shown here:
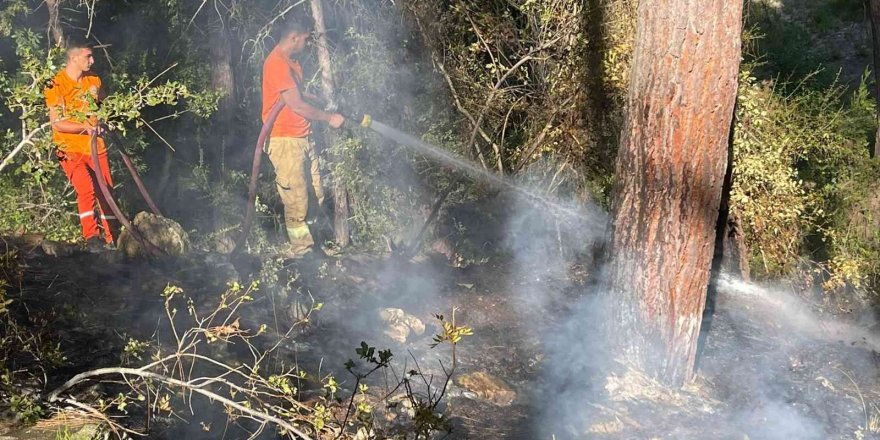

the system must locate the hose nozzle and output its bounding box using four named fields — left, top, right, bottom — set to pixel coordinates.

left=340, top=111, right=372, bottom=128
